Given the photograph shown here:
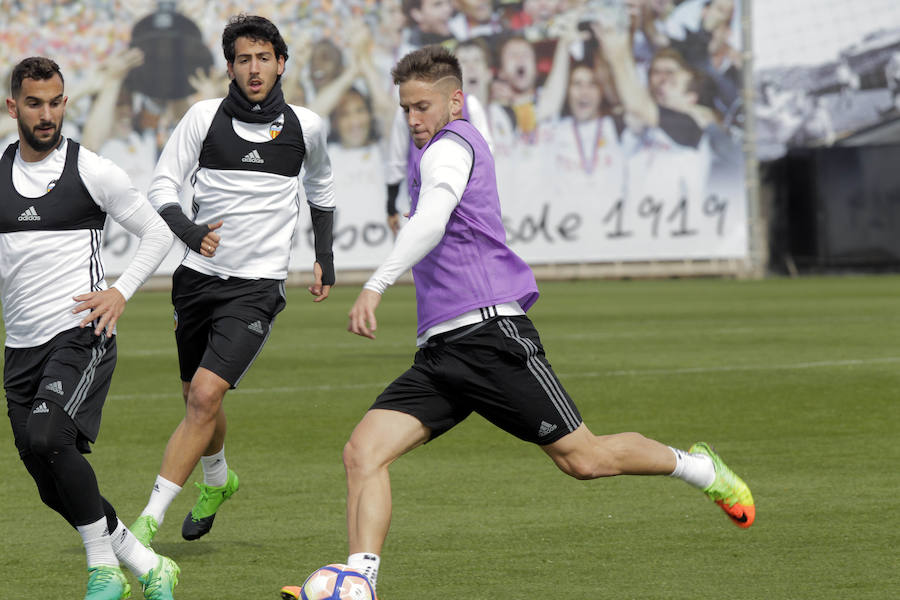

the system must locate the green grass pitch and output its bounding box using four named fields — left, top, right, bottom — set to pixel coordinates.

left=1, top=275, right=898, bottom=598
